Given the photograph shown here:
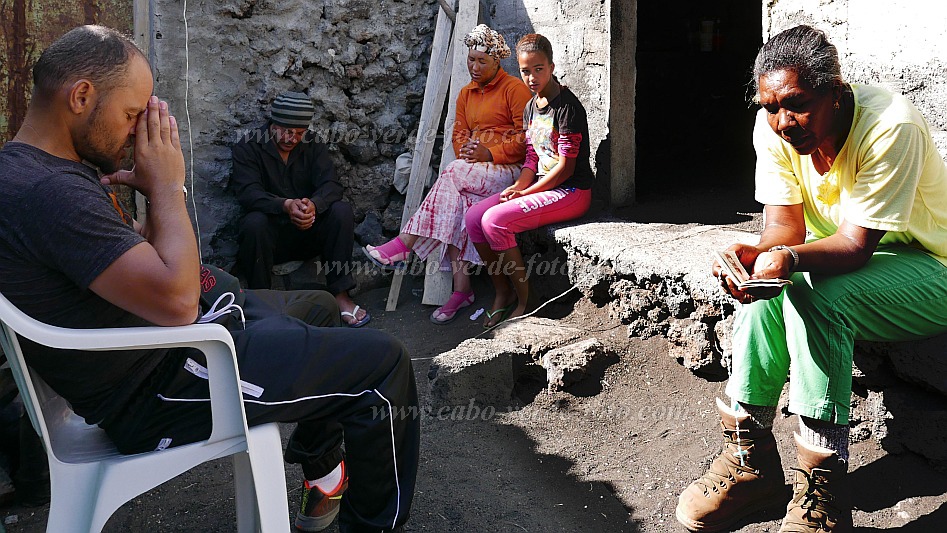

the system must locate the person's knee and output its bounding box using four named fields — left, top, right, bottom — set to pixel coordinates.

left=465, top=208, right=487, bottom=241
left=324, top=201, right=354, bottom=231
left=287, top=290, right=339, bottom=326
left=362, top=329, right=410, bottom=370
left=480, top=216, right=510, bottom=250
left=443, top=159, right=469, bottom=180
left=239, top=211, right=271, bottom=239
left=782, top=280, right=835, bottom=323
